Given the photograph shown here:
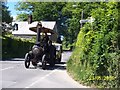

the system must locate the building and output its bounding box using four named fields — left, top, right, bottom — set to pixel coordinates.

left=12, top=21, right=58, bottom=42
